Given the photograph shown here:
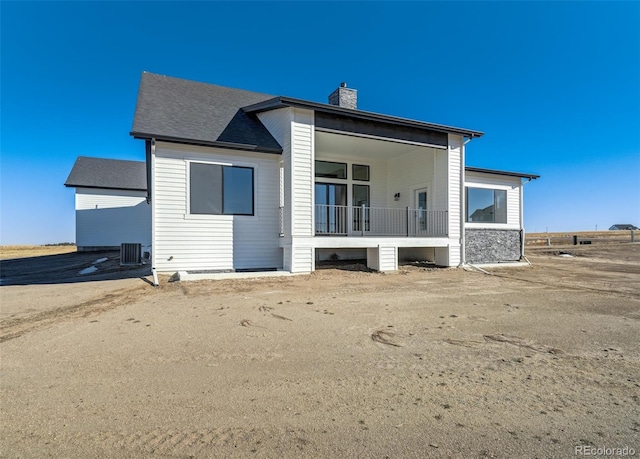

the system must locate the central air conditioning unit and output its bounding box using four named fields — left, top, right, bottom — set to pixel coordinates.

left=120, top=243, right=142, bottom=266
